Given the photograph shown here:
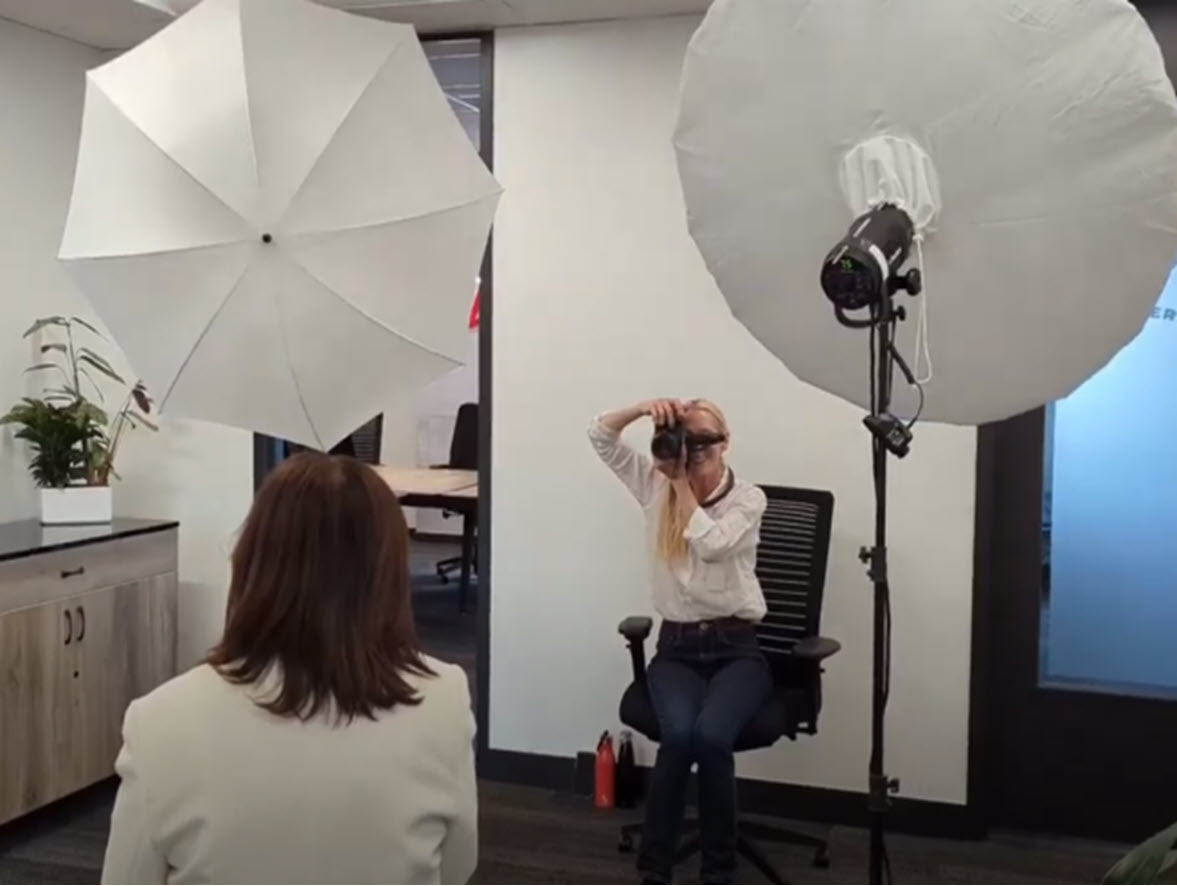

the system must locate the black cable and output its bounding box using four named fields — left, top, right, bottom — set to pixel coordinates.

left=886, top=317, right=897, bottom=409
left=906, top=382, right=925, bottom=429
left=882, top=569, right=892, bottom=704
left=886, top=338, right=924, bottom=429
left=869, top=314, right=878, bottom=416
